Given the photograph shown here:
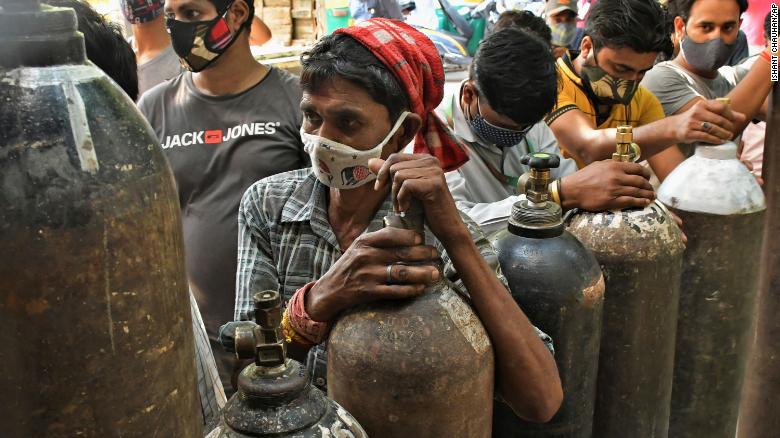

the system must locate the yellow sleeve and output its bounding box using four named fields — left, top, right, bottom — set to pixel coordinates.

left=545, top=77, right=581, bottom=125
left=637, top=86, right=666, bottom=126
